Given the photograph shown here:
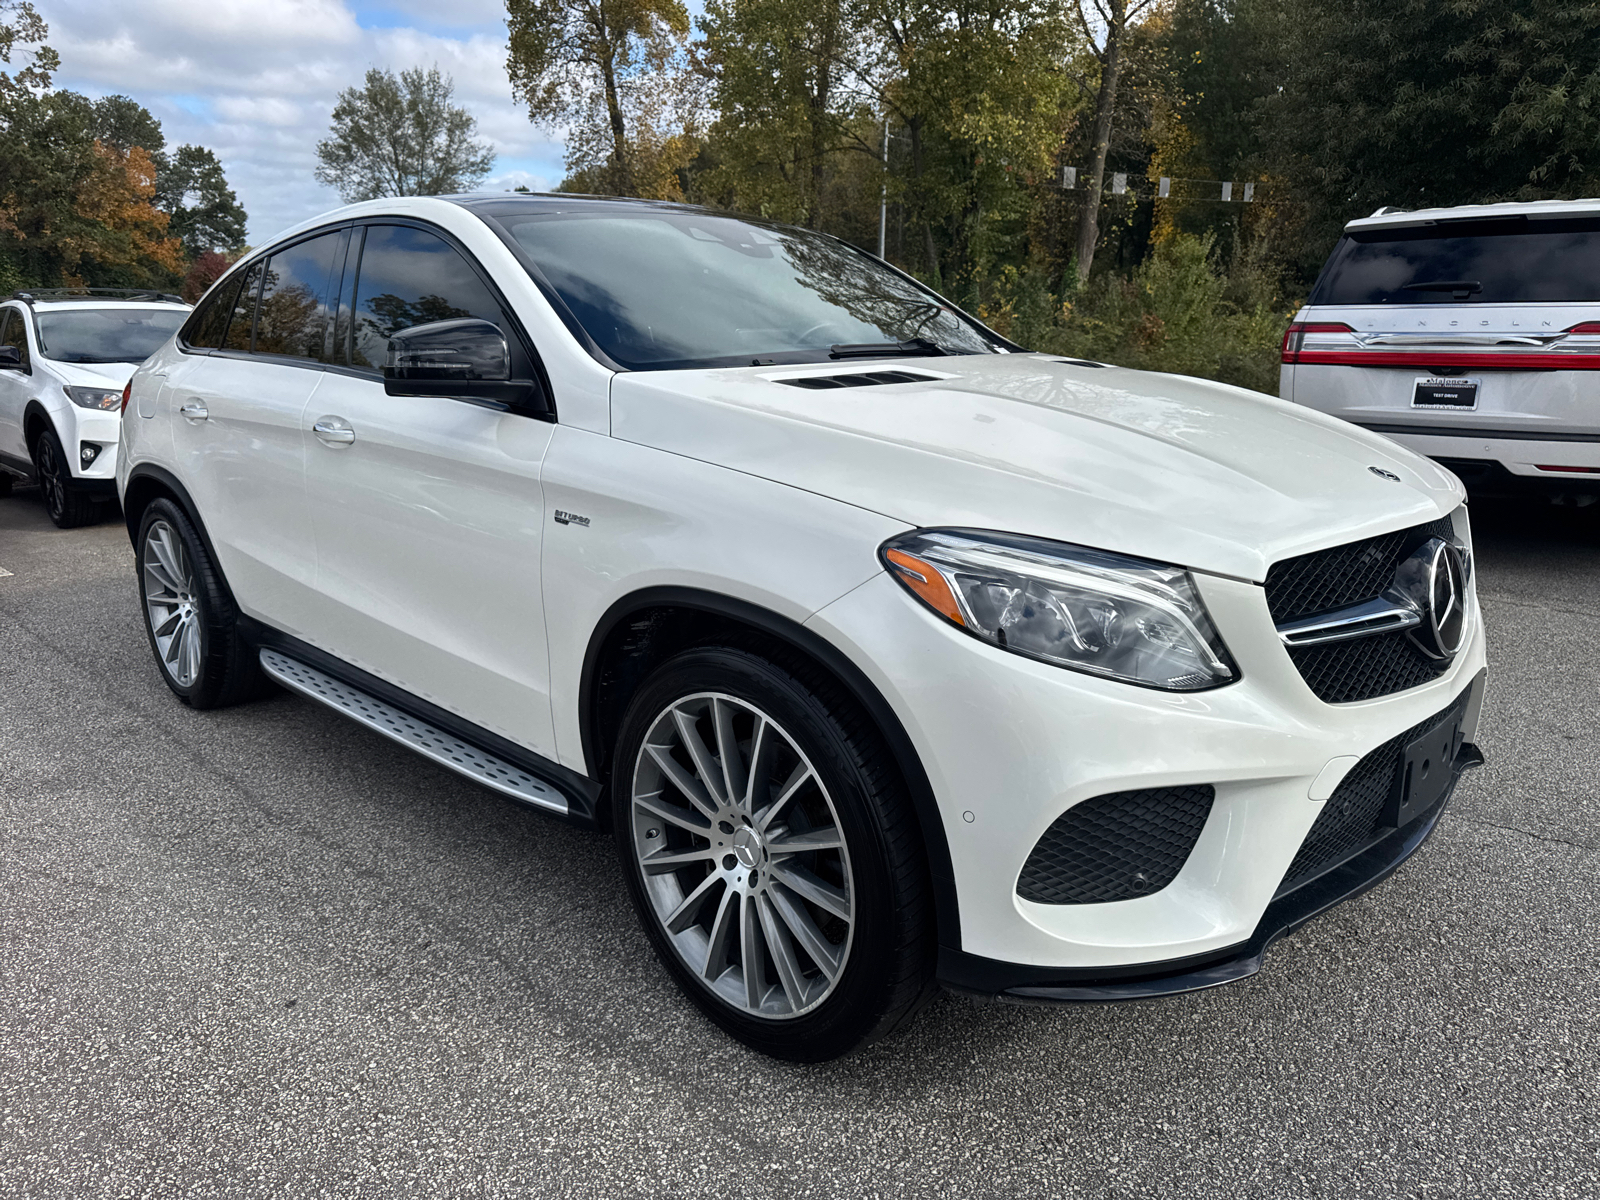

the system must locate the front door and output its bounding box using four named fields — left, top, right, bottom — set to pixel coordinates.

left=0, top=307, right=34, bottom=471
left=299, top=222, right=558, bottom=757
